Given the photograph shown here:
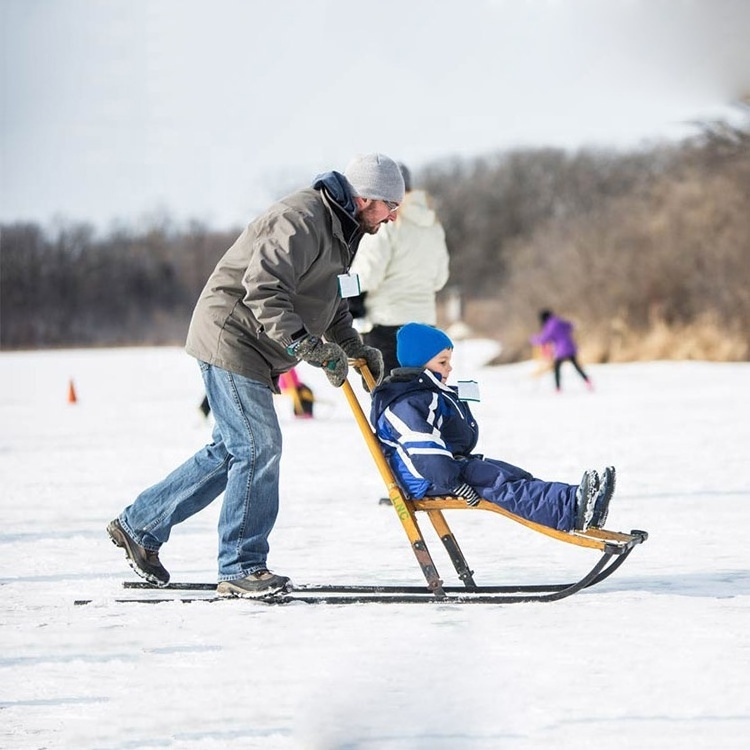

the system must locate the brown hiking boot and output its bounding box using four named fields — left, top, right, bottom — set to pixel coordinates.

left=107, top=518, right=170, bottom=587
left=216, top=570, right=291, bottom=599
